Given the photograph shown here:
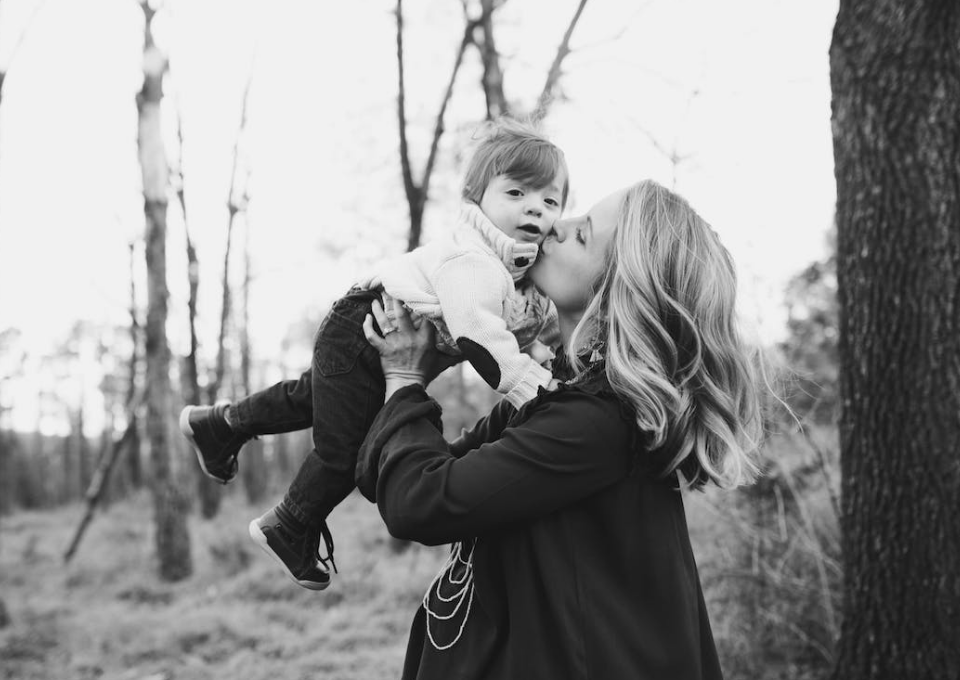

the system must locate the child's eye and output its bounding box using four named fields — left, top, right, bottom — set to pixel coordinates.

left=506, top=189, right=523, bottom=197
left=545, top=198, right=559, bottom=207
